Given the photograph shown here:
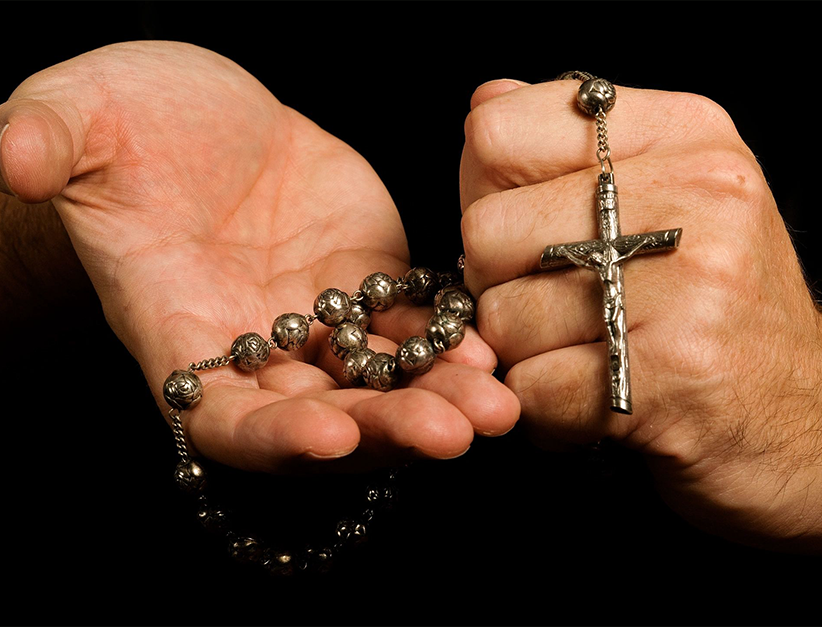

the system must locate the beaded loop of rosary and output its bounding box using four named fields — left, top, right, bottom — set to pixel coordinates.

left=162, top=262, right=475, bottom=575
